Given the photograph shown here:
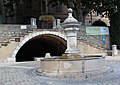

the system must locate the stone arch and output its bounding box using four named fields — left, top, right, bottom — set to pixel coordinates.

left=11, top=31, right=67, bottom=62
